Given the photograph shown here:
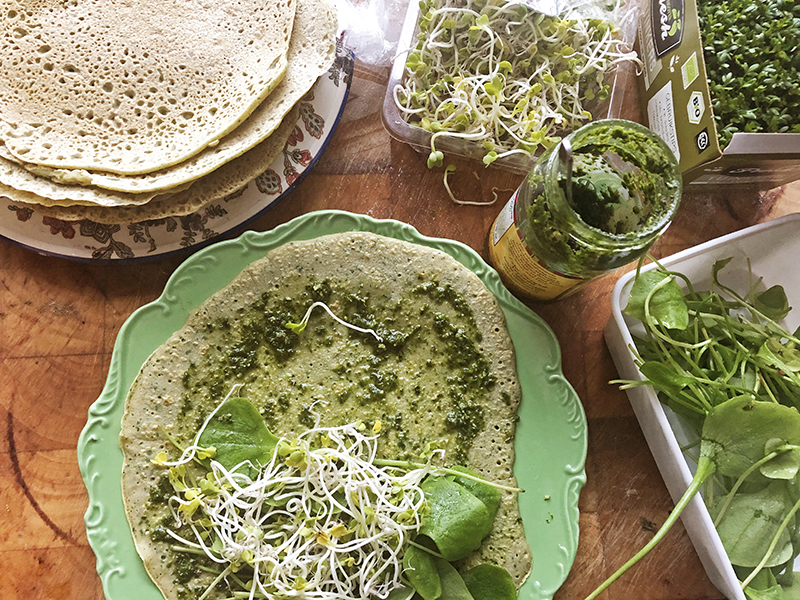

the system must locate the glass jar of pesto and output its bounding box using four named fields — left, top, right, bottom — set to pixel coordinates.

left=488, top=119, right=682, bottom=301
